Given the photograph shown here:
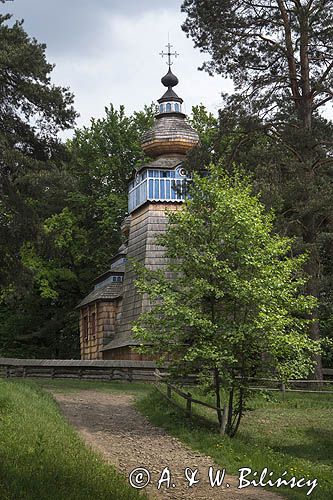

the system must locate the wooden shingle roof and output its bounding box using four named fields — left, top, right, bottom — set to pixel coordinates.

left=76, top=283, right=123, bottom=308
